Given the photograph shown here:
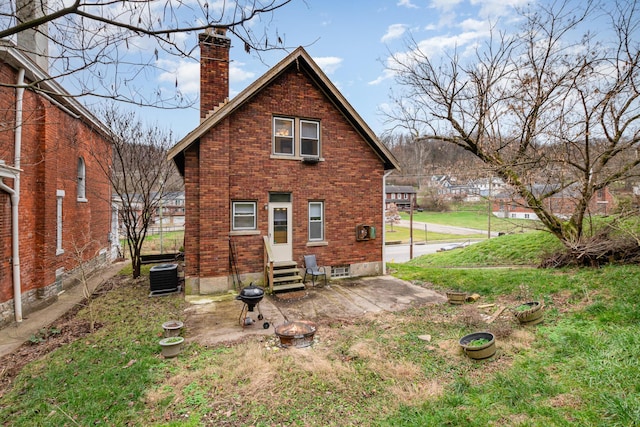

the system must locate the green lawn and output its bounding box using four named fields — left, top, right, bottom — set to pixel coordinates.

left=386, top=225, right=486, bottom=243
left=2, top=233, right=639, bottom=425
left=400, top=209, right=540, bottom=233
